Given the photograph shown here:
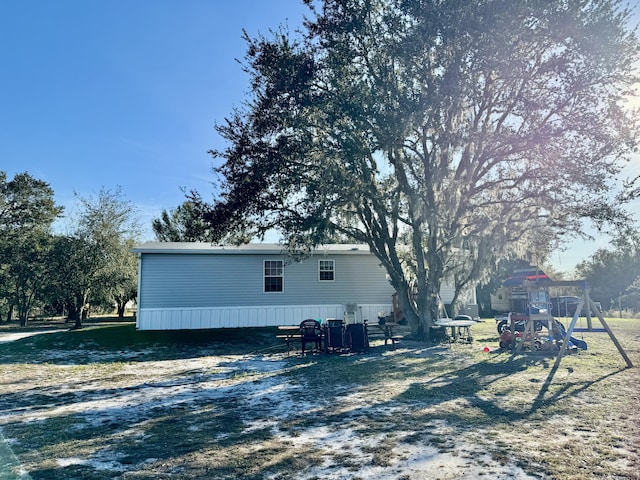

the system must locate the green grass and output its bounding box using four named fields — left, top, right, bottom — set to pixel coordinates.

left=0, top=323, right=284, bottom=363
left=0, top=318, right=638, bottom=479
